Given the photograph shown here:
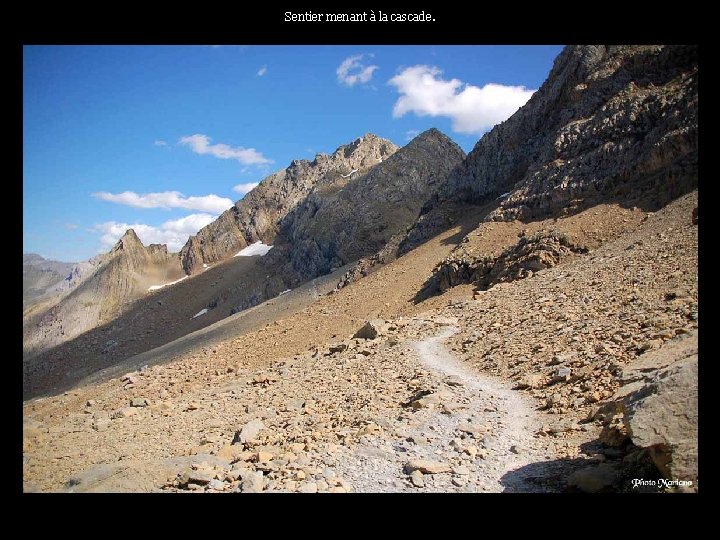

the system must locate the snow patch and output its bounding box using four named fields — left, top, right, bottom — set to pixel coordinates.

left=203, top=263, right=208, bottom=268
left=148, top=275, right=188, bottom=292
left=192, top=308, right=208, bottom=319
left=497, top=192, right=511, bottom=199
left=234, top=241, right=273, bottom=257
left=341, top=169, right=358, bottom=178
left=279, top=289, right=292, bottom=296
